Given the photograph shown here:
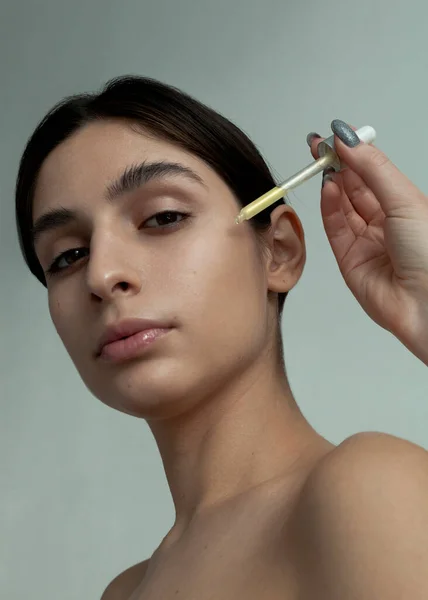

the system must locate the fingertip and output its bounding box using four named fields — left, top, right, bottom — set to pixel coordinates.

left=322, top=171, right=336, bottom=189
left=310, top=137, right=323, bottom=159
left=306, top=132, right=321, bottom=146
left=321, top=175, right=337, bottom=190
